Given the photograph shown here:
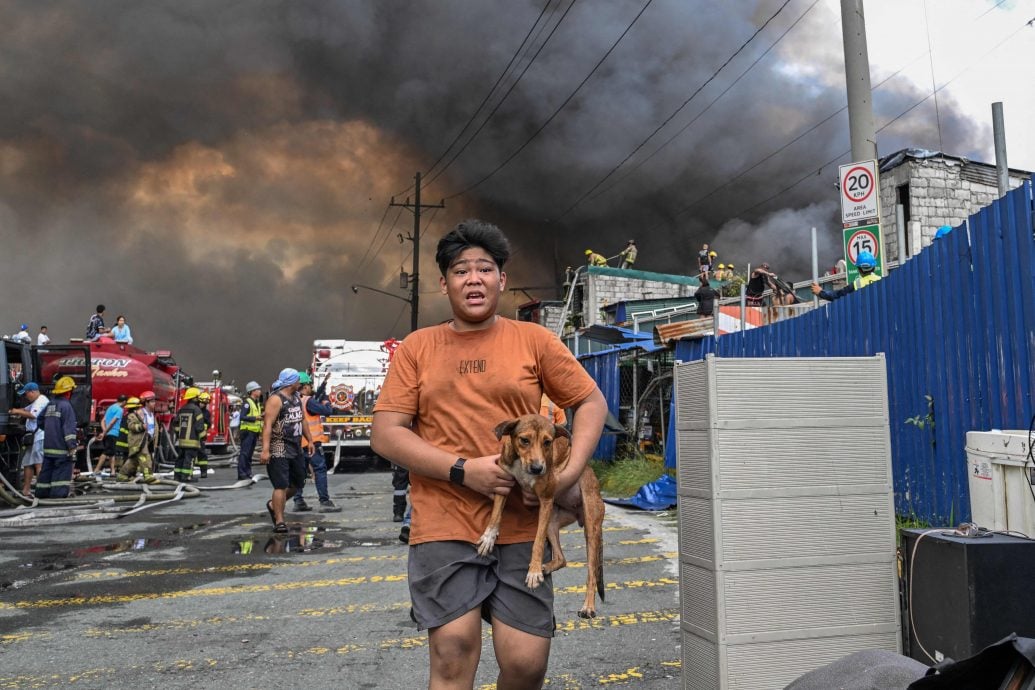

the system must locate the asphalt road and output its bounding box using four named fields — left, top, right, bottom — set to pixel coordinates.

left=0, top=468, right=681, bottom=689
